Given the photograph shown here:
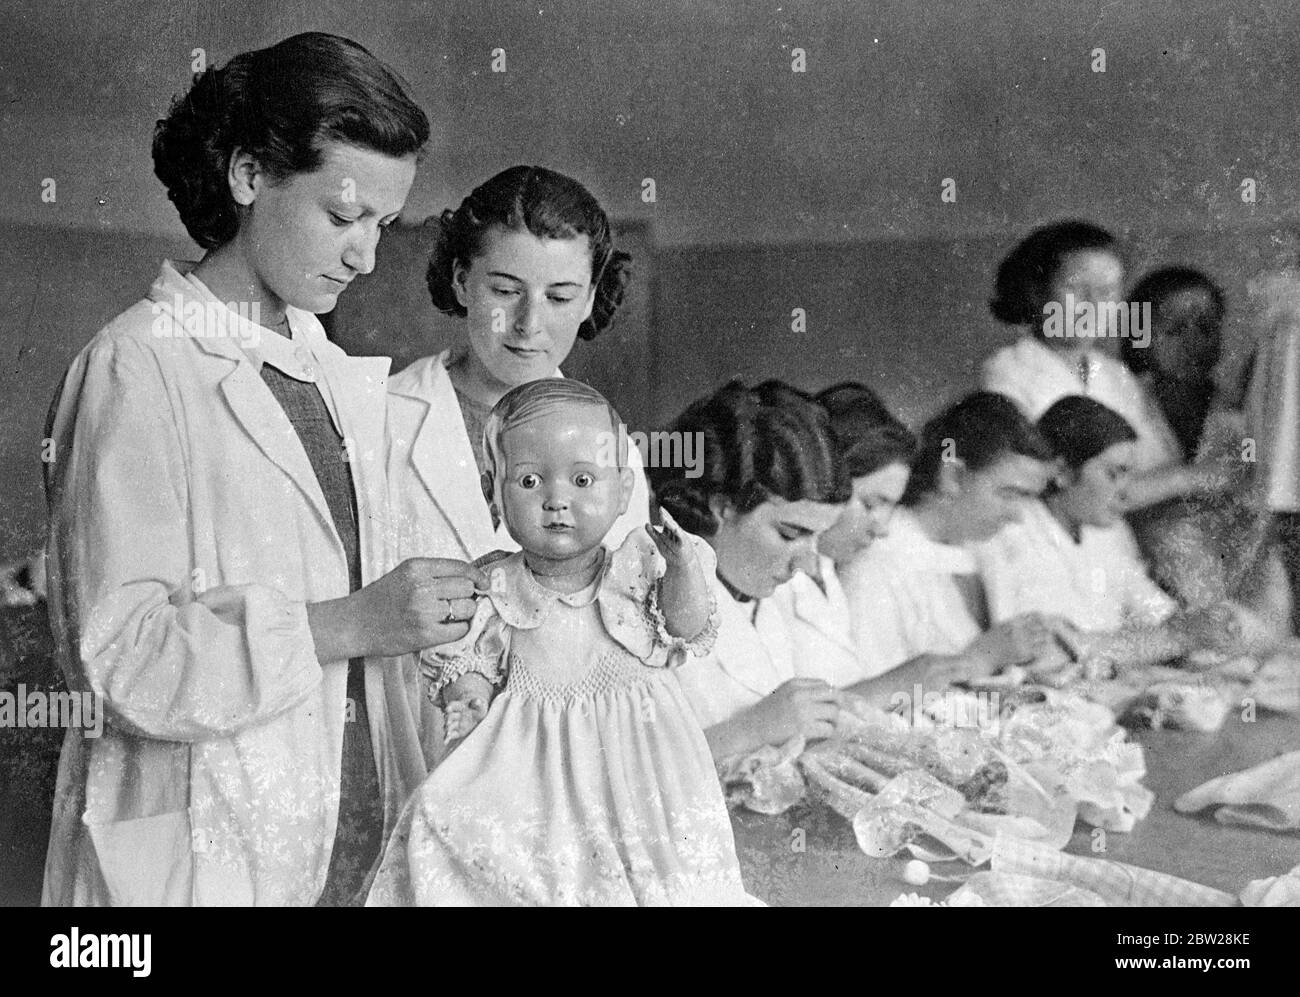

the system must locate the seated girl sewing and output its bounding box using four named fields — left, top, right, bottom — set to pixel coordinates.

left=974, top=395, right=1246, bottom=675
